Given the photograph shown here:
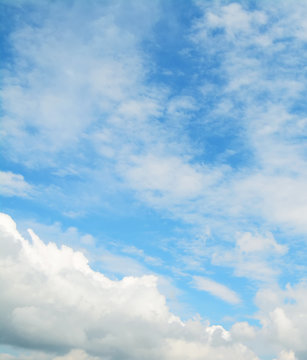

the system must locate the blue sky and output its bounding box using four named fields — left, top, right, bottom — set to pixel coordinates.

left=1, top=1, right=307, bottom=359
